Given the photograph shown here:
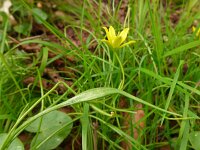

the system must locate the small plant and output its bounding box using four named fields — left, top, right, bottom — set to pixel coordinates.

left=0, top=0, right=200, bottom=149
left=101, top=26, right=136, bottom=89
